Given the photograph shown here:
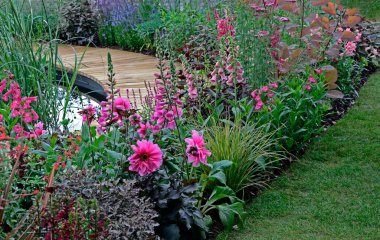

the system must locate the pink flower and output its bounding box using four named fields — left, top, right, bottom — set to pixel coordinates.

left=279, top=17, right=289, bottom=21
left=185, top=130, right=211, bottom=167
left=34, top=122, right=46, bottom=137
left=308, top=76, right=317, bottom=83
left=373, top=49, right=379, bottom=56
left=315, top=69, right=322, bottom=74
left=130, top=113, right=141, bottom=126
left=216, top=18, right=235, bottom=40
left=269, top=82, right=278, bottom=89
left=12, top=124, right=23, bottom=138
left=255, top=101, right=264, bottom=110
left=344, top=41, right=356, bottom=56
left=355, top=33, right=362, bottom=42
left=305, top=84, right=312, bottom=91
left=79, top=104, right=96, bottom=124
left=268, top=92, right=274, bottom=98
left=251, top=89, right=258, bottom=98
left=0, top=114, right=3, bottom=122
left=114, top=97, right=131, bottom=111
left=128, top=140, right=163, bottom=176
left=257, top=31, right=269, bottom=37
left=137, top=122, right=151, bottom=138
left=261, top=86, right=269, bottom=93
left=23, top=112, right=33, bottom=123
